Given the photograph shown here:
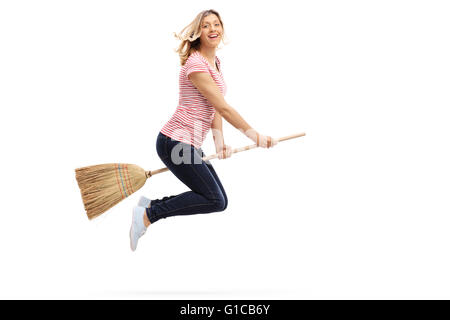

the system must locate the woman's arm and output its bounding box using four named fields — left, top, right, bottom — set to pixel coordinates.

left=211, top=112, right=232, bottom=159
left=188, top=72, right=256, bottom=140
left=211, top=112, right=225, bottom=150
left=188, top=71, right=276, bottom=148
